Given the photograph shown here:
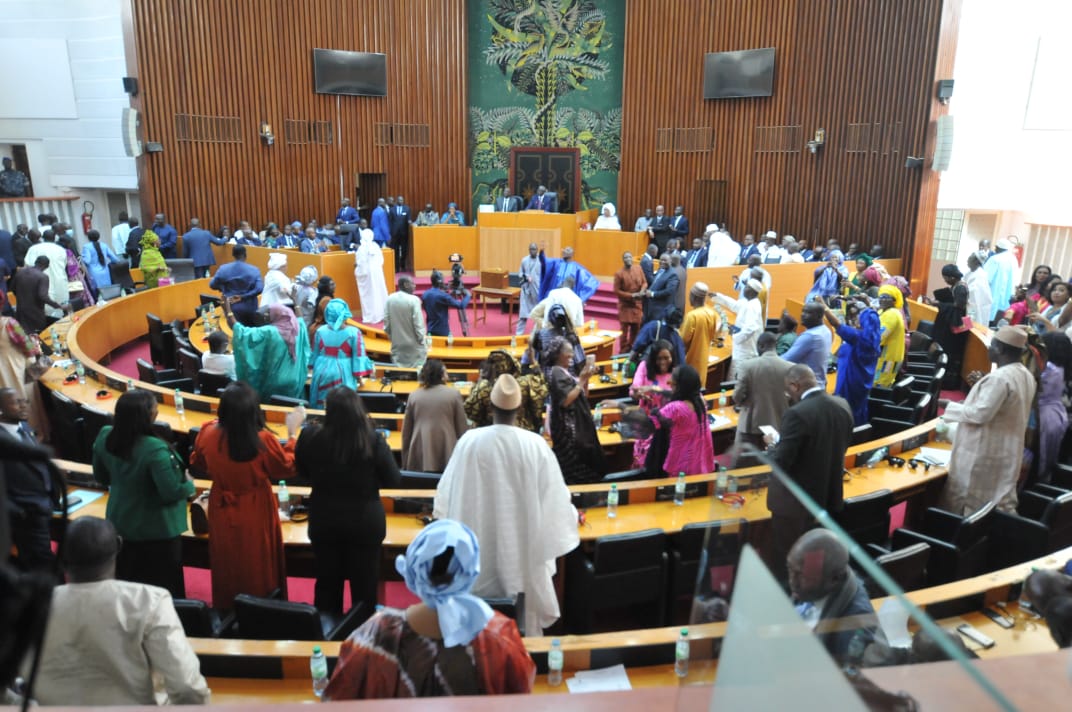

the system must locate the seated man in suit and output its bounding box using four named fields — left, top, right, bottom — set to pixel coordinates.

left=495, top=187, right=522, bottom=212
left=788, top=528, right=886, bottom=664
left=29, top=516, right=211, bottom=705
left=526, top=185, right=556, bottom=212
